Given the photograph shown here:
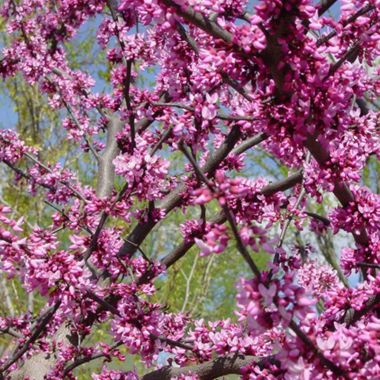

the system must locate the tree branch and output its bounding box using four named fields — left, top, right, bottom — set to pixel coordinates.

left=317, top=4, right=375, bottom=47
left=159, top=170, right=303, bottom=271
left=96, top=114, right=124, bottom=198
left=342, top=294, right=380, bottom=326
left=304, top=134, right=369, bottom=247
left=117, top=126, right=245, bottom=259
left=288, top=320, right=348, bottom=379
left=141, top=353, right=276, bottom=380
left=152, top=102, right=258, bottom=121
left=318, top=0, right=338, bottom=16
left=161, top=0, right=233, bottom=44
